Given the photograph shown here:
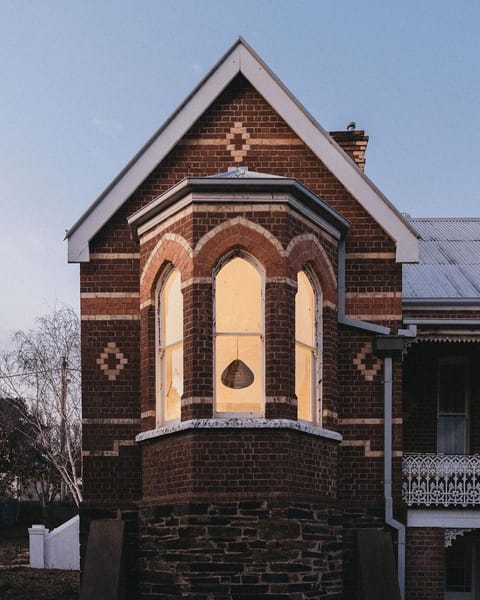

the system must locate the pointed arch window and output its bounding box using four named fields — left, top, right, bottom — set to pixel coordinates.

left=157, top=267, right=183, bottom=425
left=295, top=270, right=321, bottom=423
left=214, top=255, right=264, bottom=415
